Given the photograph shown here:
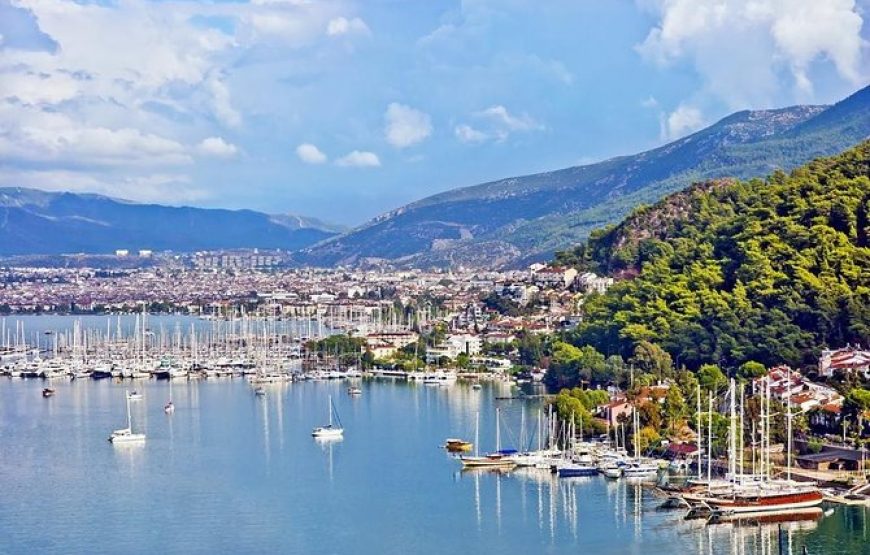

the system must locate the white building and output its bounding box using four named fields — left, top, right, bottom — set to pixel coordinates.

left=426, top=333, right=482, bottom=363
left=576, top=272, right=614, bottom=295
